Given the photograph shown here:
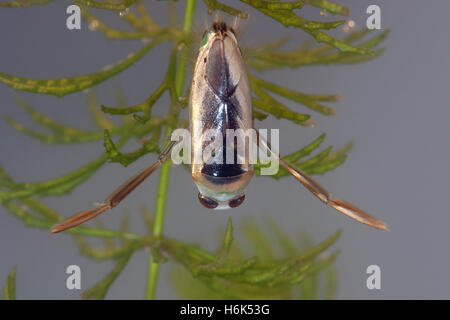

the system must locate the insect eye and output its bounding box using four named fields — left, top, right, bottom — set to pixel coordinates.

left=198, top=193, right=218, bottom=209
left=200, top=31, right=209, bottom=47
left=228, top=194, right=245, bottom=208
